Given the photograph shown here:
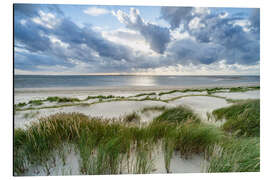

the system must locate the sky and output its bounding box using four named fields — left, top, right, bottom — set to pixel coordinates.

left=14, top=4, right=260, bottom=75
